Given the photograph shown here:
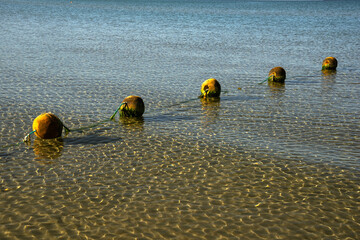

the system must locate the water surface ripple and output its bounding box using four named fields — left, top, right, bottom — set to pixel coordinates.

left=0, top=0, right=359, bottom=239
